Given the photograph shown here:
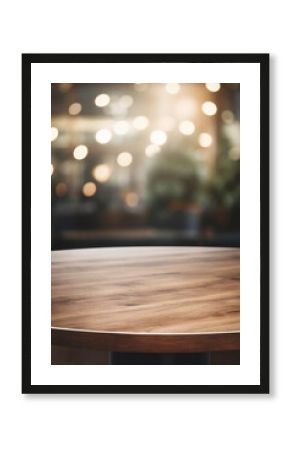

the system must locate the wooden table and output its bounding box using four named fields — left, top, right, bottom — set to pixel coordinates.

left=52, top=247, right=240, bottom=360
